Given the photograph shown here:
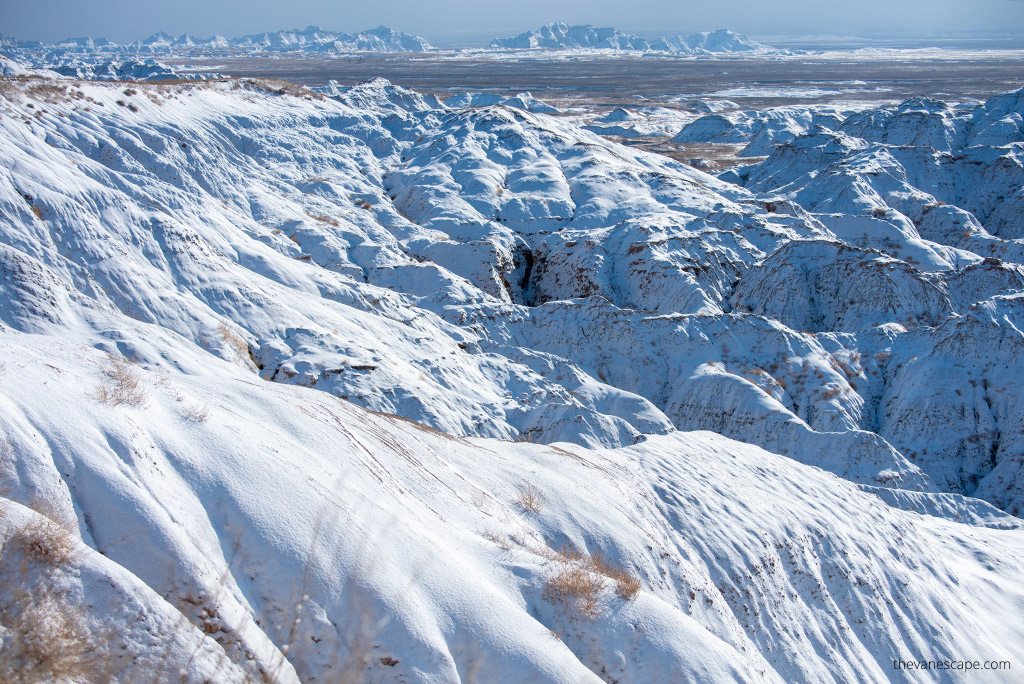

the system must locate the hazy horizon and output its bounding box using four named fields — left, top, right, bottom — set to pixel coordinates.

left=4, top=0, right=1024, bottom=46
